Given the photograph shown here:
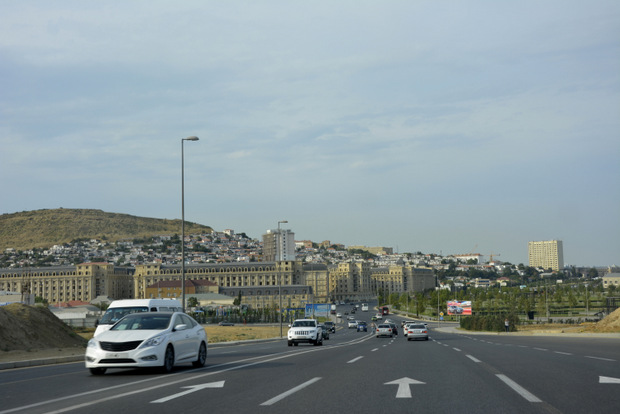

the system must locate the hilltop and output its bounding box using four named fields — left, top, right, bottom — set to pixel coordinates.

left=0, top=208, right=213, bottom=251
